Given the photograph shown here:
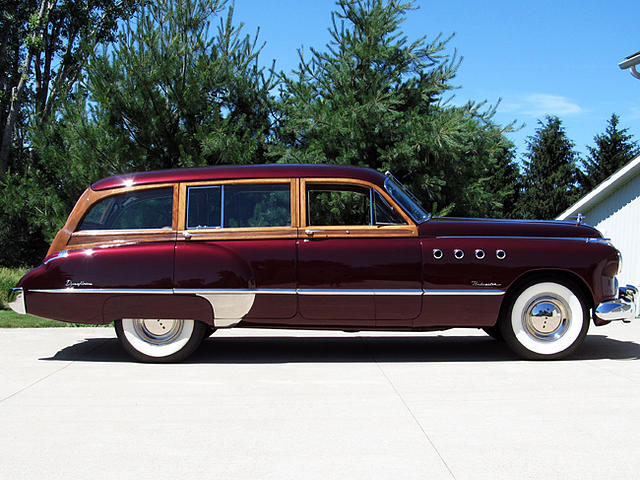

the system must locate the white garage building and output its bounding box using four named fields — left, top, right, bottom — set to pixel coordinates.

left=557, top=154, right=640, bottom=287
